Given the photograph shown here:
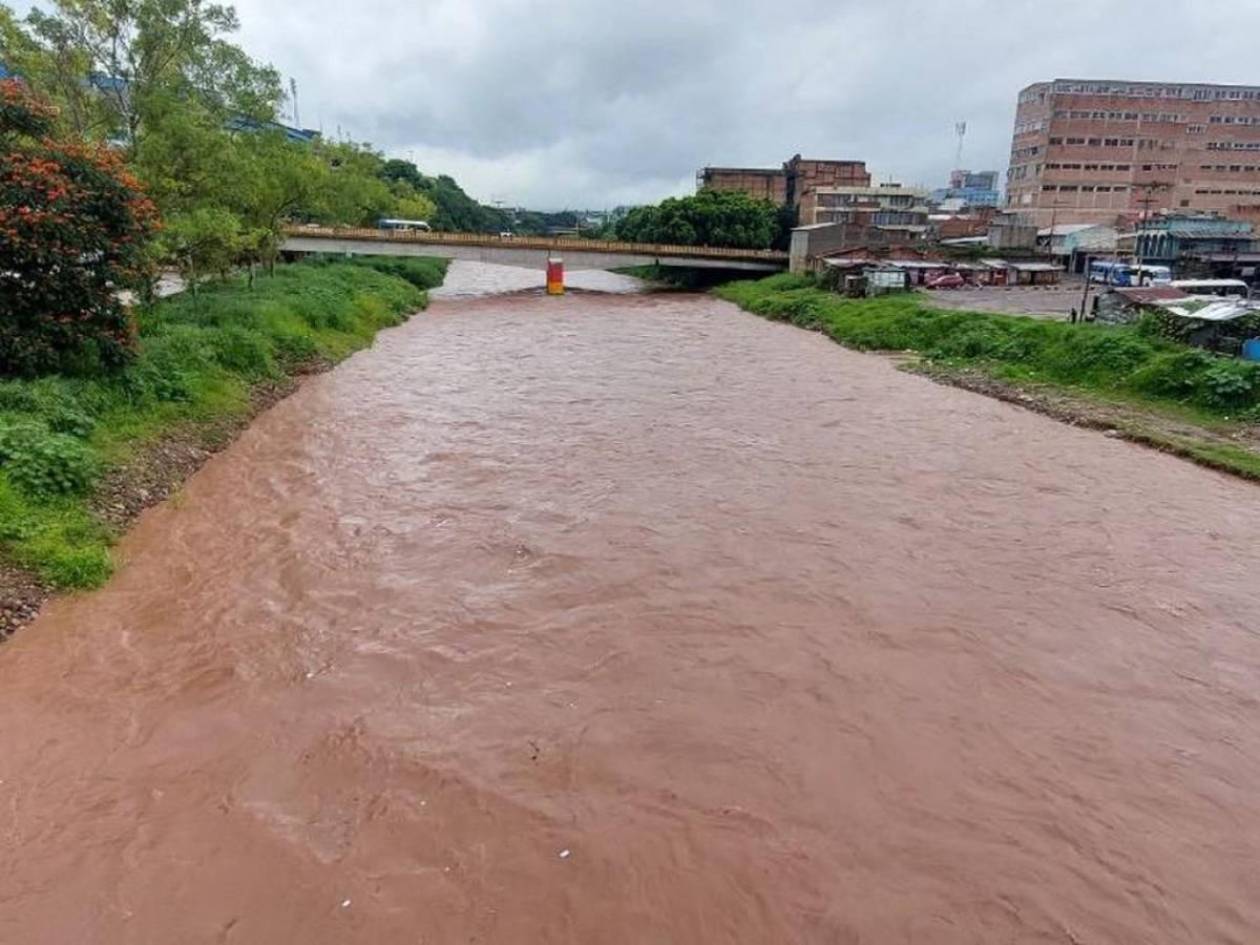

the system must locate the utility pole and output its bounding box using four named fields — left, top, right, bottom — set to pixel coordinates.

left=1078, top=253, right=1093, bottom=323
left=289, top=78, right=300, bottom=128
left=1132, top=182, right=1168, bottom=278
